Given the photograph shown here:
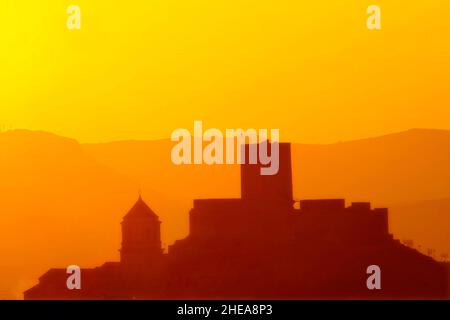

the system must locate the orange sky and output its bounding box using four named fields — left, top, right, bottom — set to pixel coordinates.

left=0, top=0, right=449, bottom=143
left=1, top=1, right=450, bottom=298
